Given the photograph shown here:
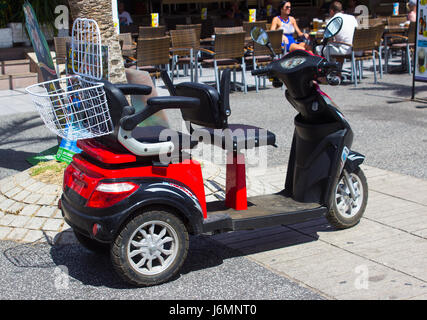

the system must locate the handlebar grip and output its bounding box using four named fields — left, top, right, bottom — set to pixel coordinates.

left=251, top=68, right=268, bottom=76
